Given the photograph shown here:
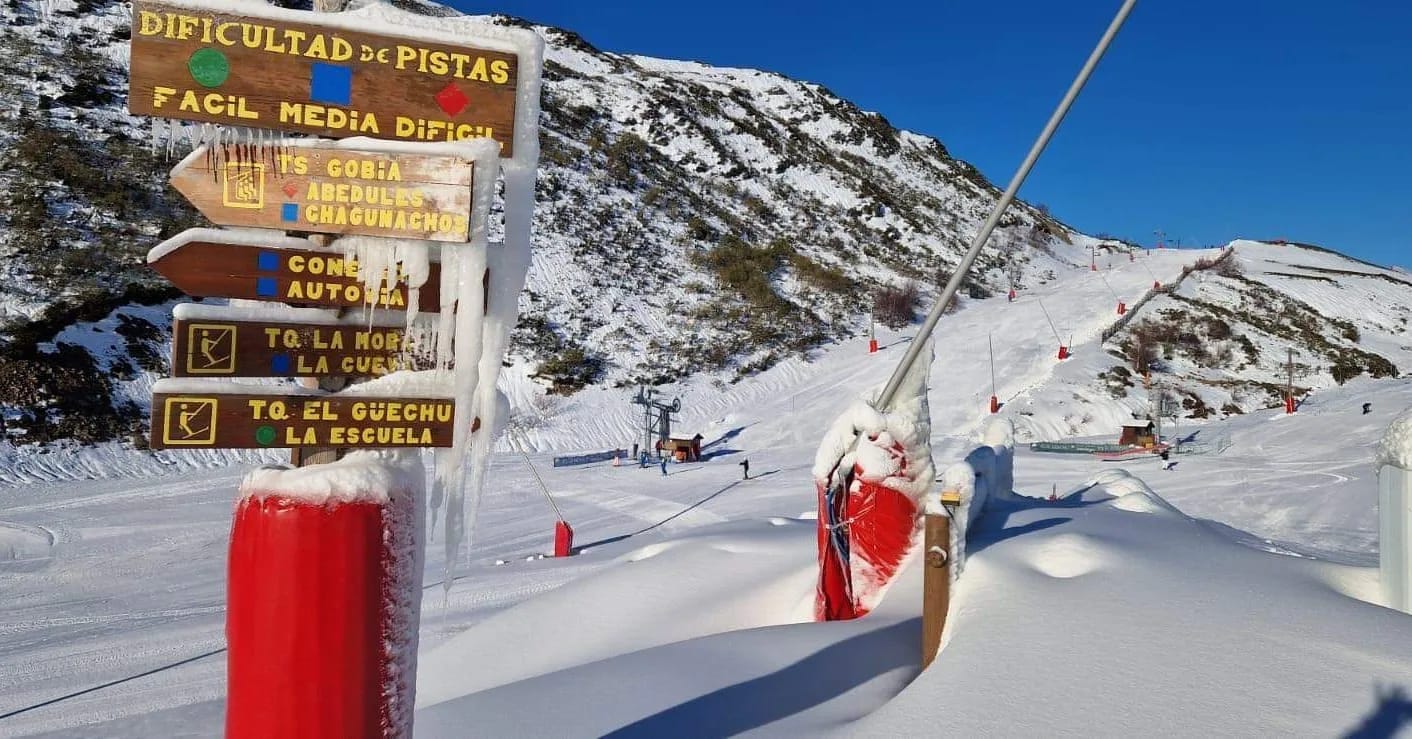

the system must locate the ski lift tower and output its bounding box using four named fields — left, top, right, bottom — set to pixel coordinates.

left=631, top=387, right=682, bottom=458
